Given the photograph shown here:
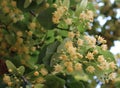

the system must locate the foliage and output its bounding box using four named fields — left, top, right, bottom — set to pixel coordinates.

left=88, top=0, right=120, bottom=48
left=0, top=0, right=118, bottom=88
